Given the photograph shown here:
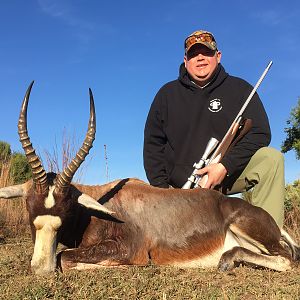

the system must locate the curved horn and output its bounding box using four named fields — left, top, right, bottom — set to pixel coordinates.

left=18, top=81, right=48, bottom=194
left=54, top=89, right=96, bottom=195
